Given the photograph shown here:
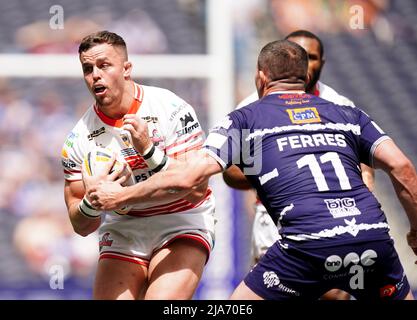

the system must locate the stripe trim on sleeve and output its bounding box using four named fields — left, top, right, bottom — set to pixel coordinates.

left=370, top=136, right=391, bottom=167
left=203, top=148, right=228, bottom=171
